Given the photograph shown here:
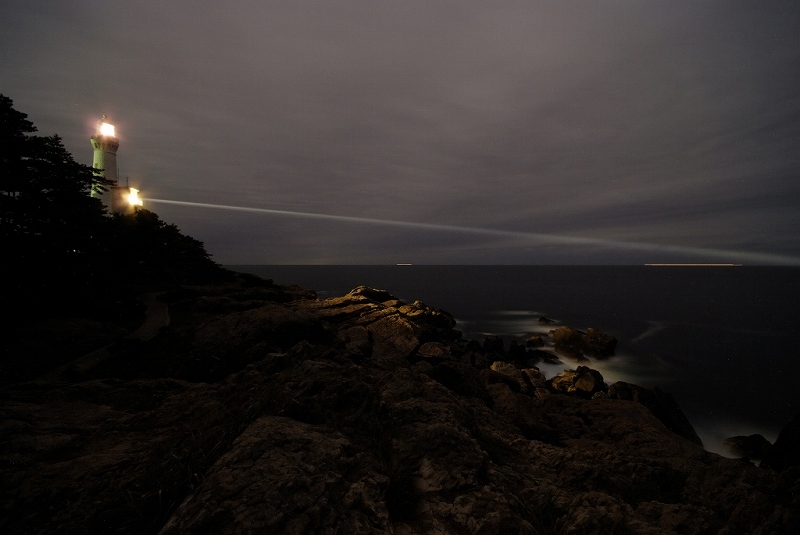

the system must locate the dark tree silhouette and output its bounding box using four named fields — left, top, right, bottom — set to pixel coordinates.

left=2, top=94, right=229, bottom=381
left=110, top=208, right=221, bottom=284
left=1, top=94, right=225, bottom=317
left=1, top=95, right=115, bottom=307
